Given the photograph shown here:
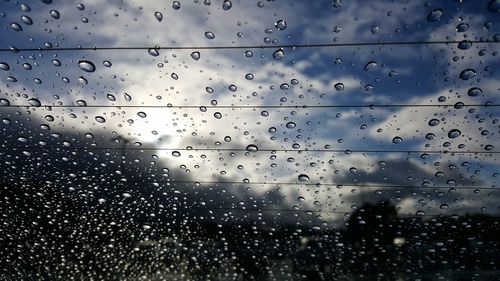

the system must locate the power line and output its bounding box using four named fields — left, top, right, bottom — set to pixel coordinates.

left=0, top=40, right=496, bottom=53
left=0, top=146, right=498, bottom=154
left=2, top=104, right=499, bottom=109
left=5, top=178, right=496, bottom=190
